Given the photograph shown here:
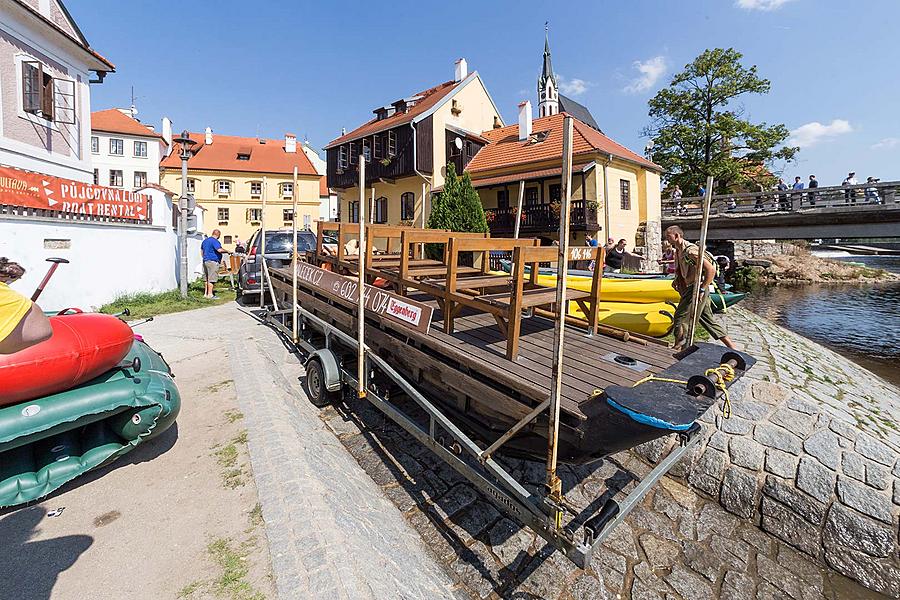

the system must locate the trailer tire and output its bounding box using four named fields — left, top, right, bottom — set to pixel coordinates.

left=305, top=359, right=338, bottom=407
